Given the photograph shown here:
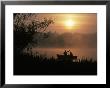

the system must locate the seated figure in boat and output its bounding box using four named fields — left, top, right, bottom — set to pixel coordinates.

left=63, top=50, right=68, bottom=56
left=57, top=50, right=77, bottom=62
